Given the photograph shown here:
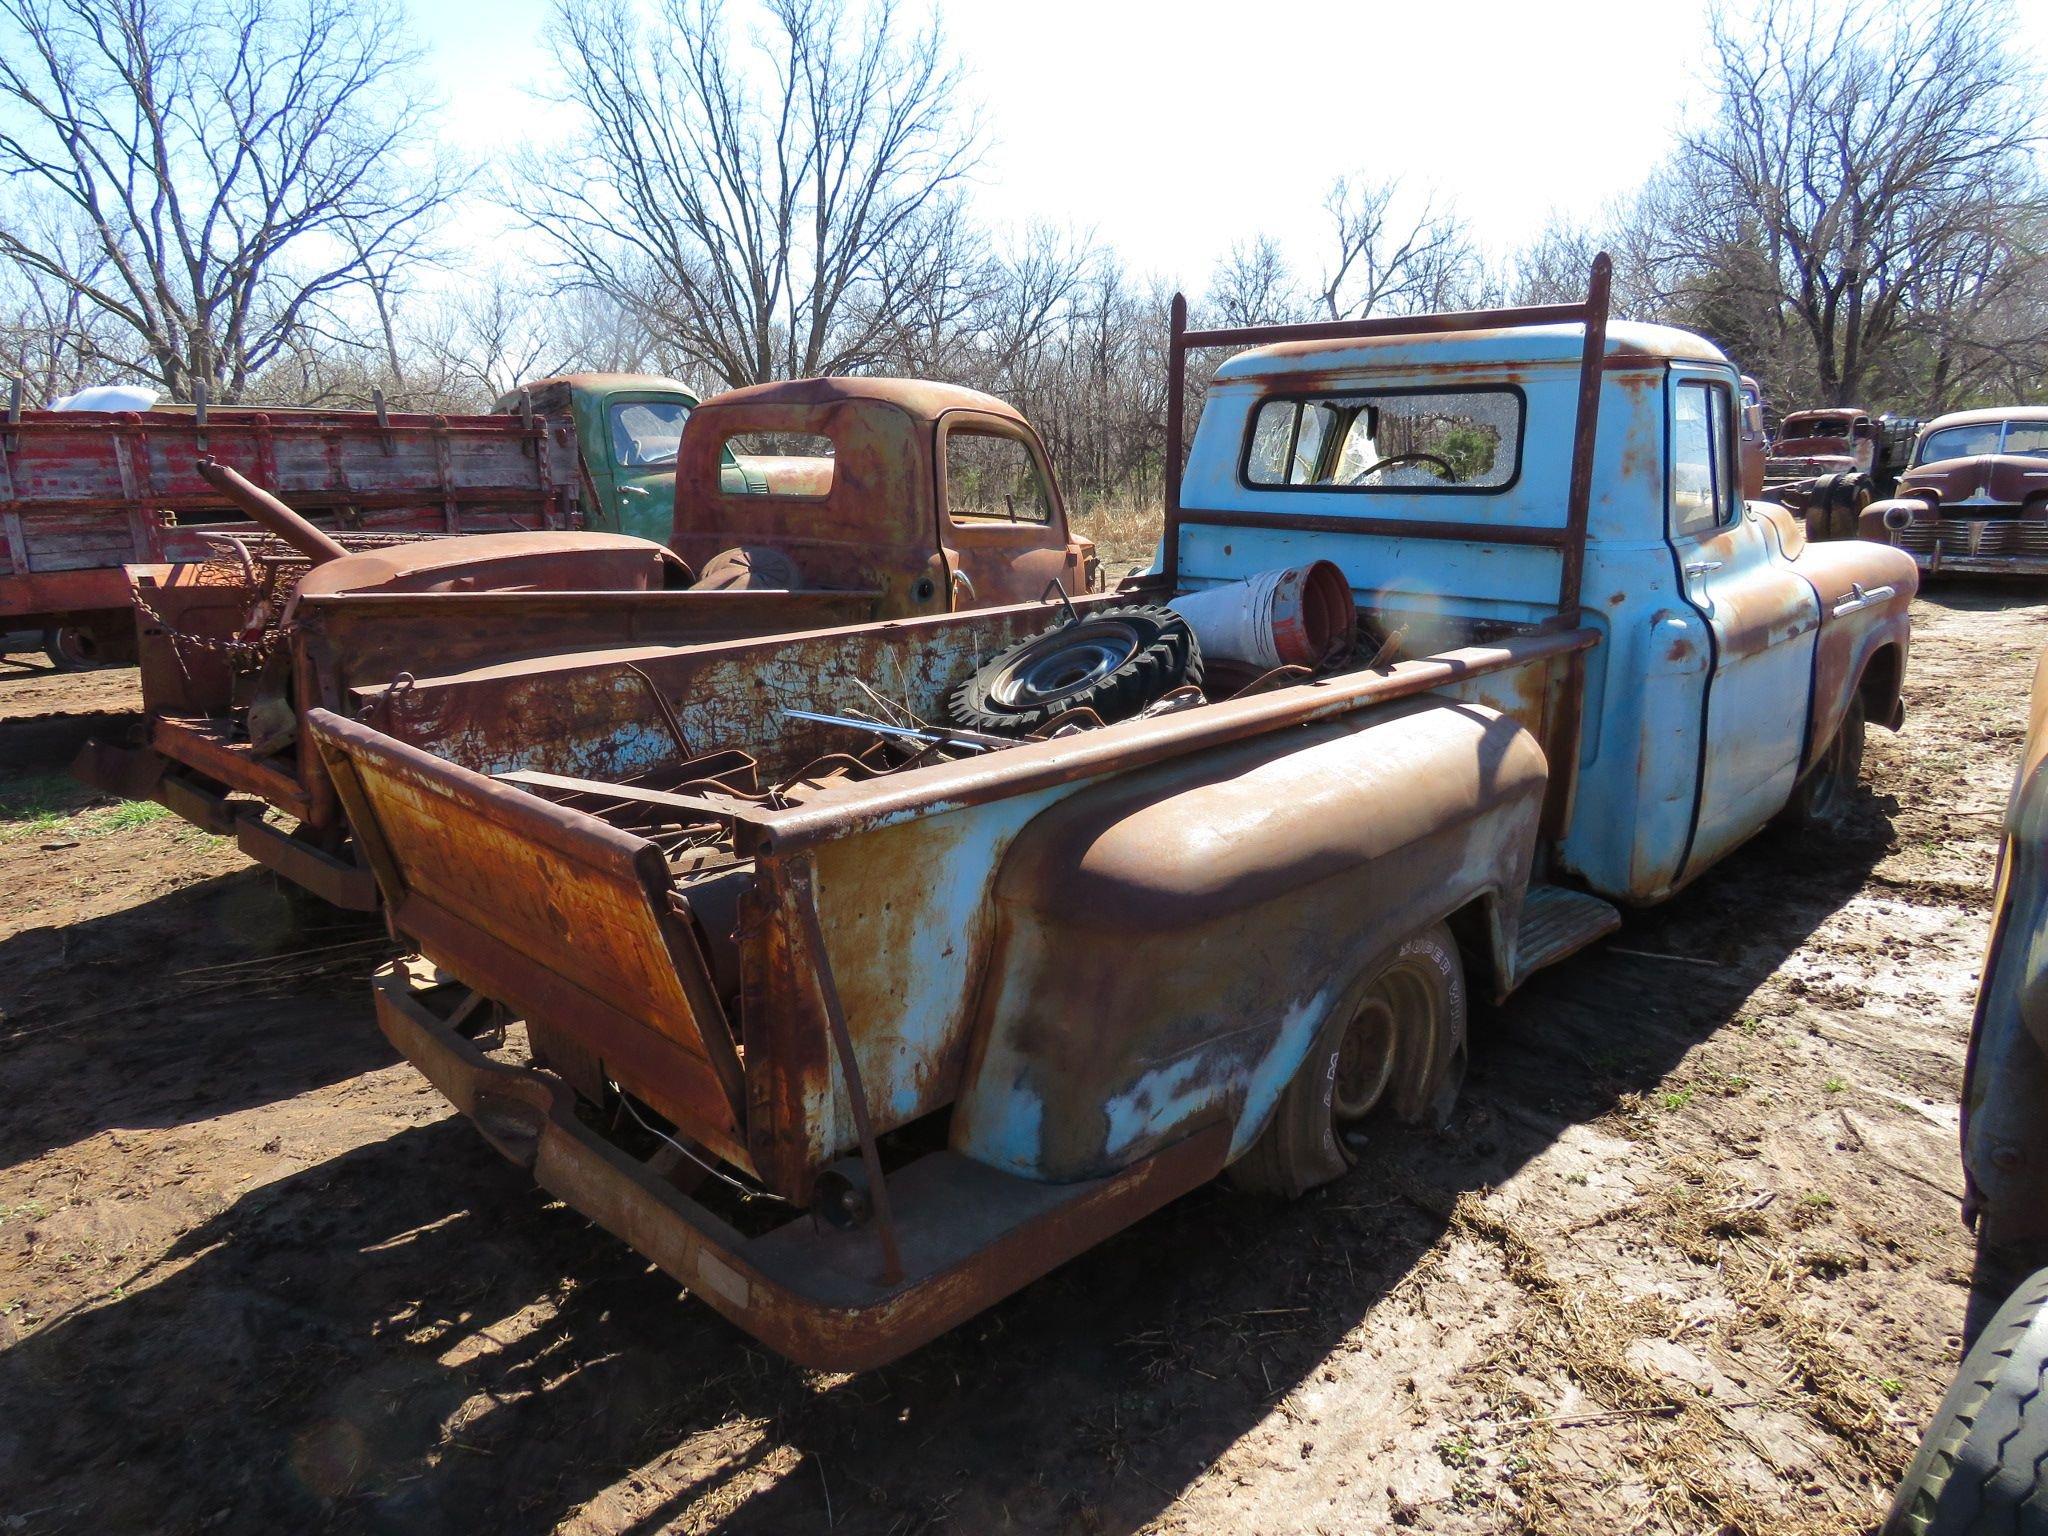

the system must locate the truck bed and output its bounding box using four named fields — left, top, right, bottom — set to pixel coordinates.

left=1, top=403, right=581, bottom=637
left=310, top=601, right=1593, bottom=1170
